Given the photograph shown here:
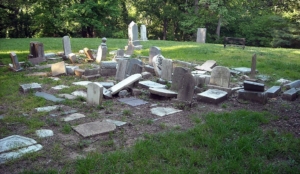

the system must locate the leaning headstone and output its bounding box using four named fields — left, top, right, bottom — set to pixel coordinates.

left=87, top=82, right=103, bottom=106
left=72, top=121, right=116, bottom=137
left=177, top=73, right=195, bottom=102
left=195, top=60, right=216, bottom=72
left=128, top=21, right=139, bottom=42
left=109, top=74, right=142, bottom=95
left=196, top=28, right=206, bottom=43
left=9, top=52, right=22, bottom=71
left=197, top=89, right=228, bottom=104
left=171, top=67, right=189, bottom=91
left=115, top=59, right=129, bottom=81
left=51, top=61, right=66, bottom=76
left=63, top=36, right=72, bottom=57
left=209, top=66, right=231, bottom=88
left=20, top=83, right=42, bottom=93
left=161, top=59, right=173, bottom=81
left=152, top=54, right=165, bottom=77
left=28, top=41, right=46, bottom=64
left=149, top=46, right=161, bottom=66
left=140, top=24, right=148, bottom=41
left=84, top=47, right=94, bottom=61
